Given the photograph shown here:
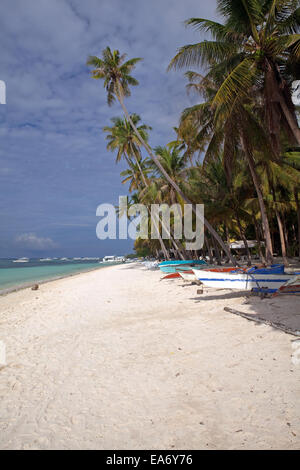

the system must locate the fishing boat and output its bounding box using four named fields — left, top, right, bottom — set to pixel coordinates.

left=273, top=274, right=300, bottom=296
left=13, top=257, right=29, bottom=263
left=178, top=270, right=198, bottom=282
left=178, top=266, right=243, bottom=282
left=192, top=264, right=295, bottom=292
left=159, top=259, right=207, bottom=274
left=161, top=272, right=181, bottom=280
